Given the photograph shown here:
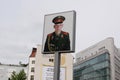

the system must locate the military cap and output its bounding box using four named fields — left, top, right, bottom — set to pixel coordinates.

left=52, top=16, right=65, bottom=24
